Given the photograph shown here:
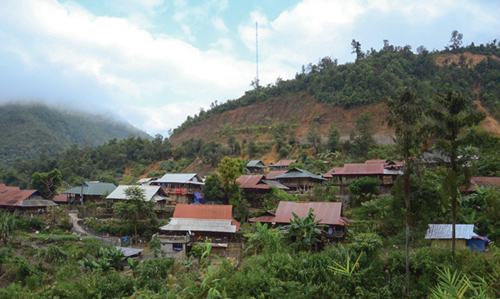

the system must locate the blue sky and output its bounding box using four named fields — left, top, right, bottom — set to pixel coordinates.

left=0, top=0, right=499, bottom=137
